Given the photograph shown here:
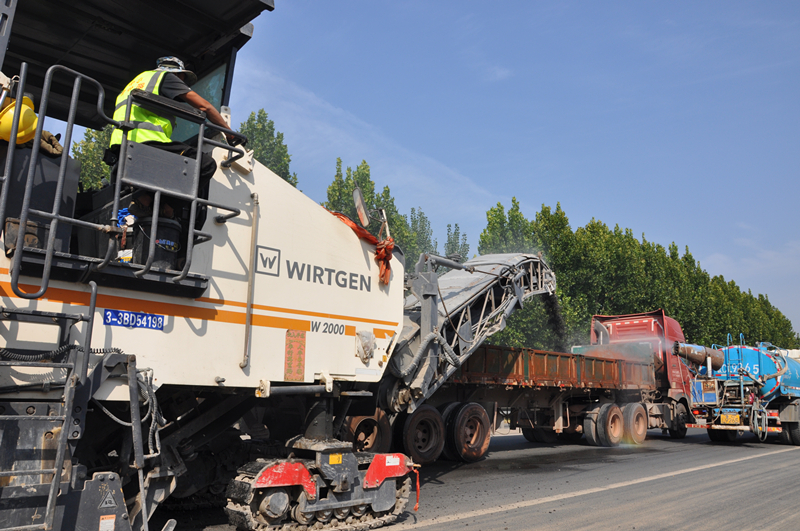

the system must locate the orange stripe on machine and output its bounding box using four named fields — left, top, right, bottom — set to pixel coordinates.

left=1, top=280, right=396, bottom=334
